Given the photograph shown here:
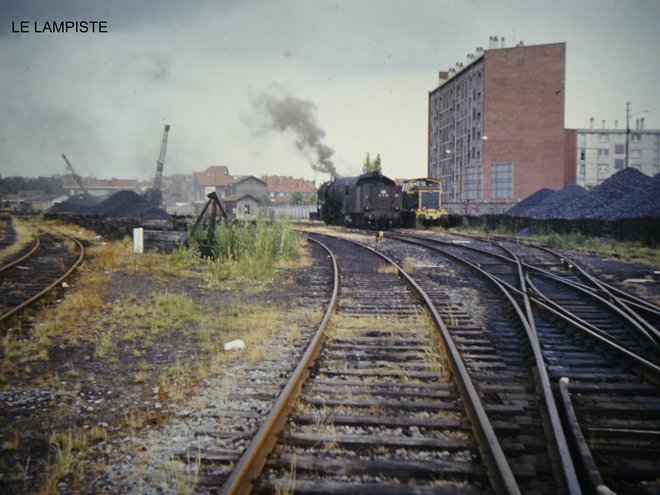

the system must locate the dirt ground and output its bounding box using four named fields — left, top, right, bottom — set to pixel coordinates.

left=0, top=234, right=321, bottom=494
